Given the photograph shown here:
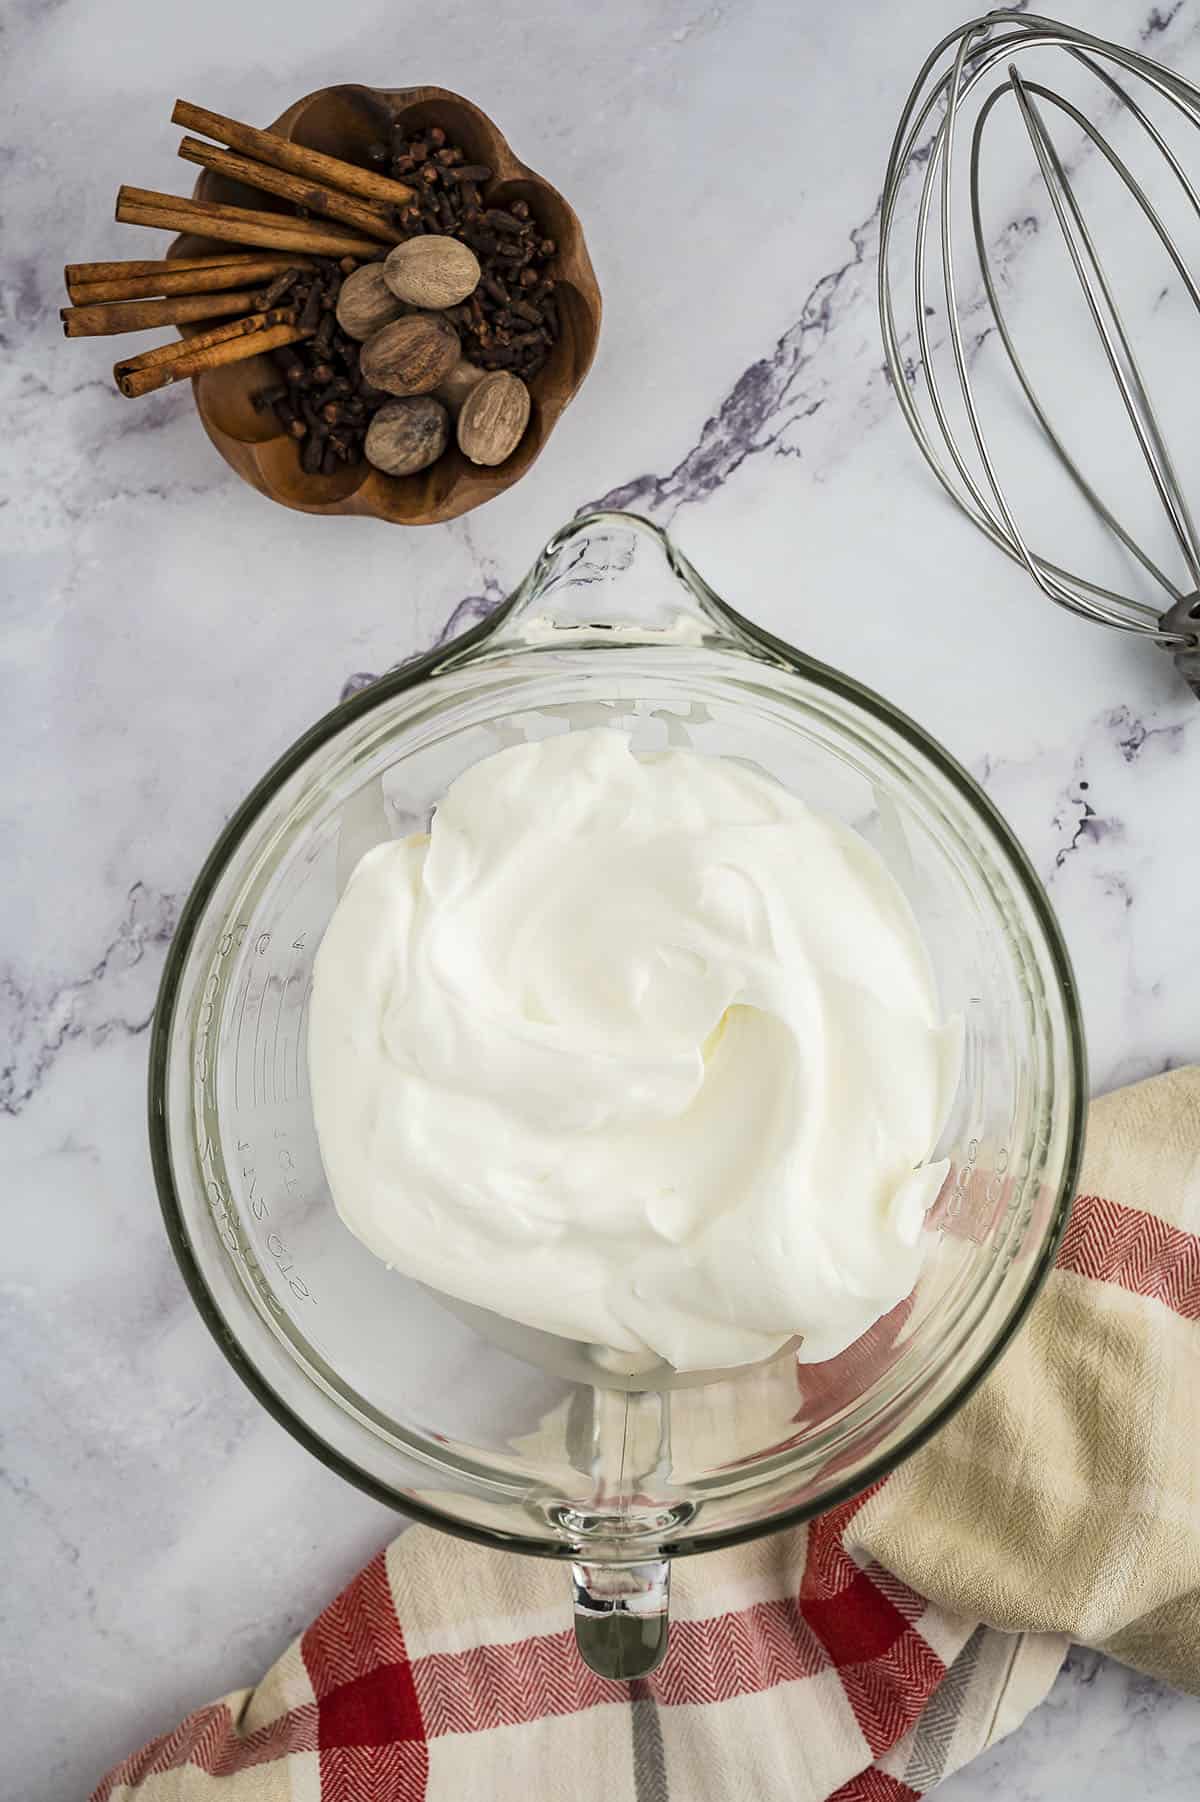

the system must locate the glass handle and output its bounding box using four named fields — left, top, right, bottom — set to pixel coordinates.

left=570, top=1559, right=671, bottom=1680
